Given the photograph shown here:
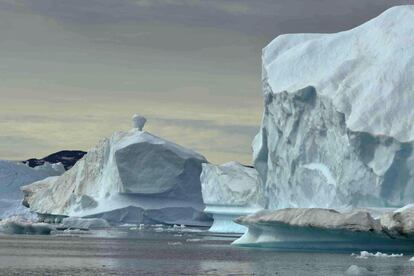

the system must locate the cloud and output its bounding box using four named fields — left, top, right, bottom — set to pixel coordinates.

left=129, top=0, right=252, bottom=14
left=2, top=0, right=414, bottom=164
left=0, top=135, right=49, bottom=160
left=151, top=117, right=258, bottom=136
